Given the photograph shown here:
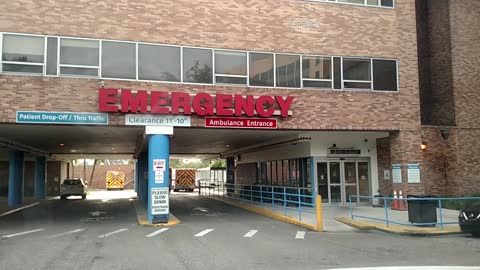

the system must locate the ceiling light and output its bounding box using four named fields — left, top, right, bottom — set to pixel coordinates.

left=70, top=149, right=77, bottom=153
left=59, top=143, right=65, bottom=147
left=225, top=144, right=230, bottom=148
